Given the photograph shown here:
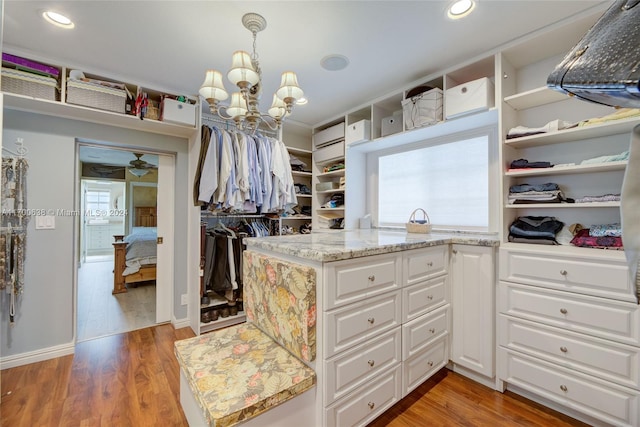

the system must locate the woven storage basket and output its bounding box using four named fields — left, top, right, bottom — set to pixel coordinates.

left=1, top=67, right=58, bottom=101
left=67, top=79, right=126, bottom=113
left=406, top=208, right=432, bottom=233
left=402, top=87, right=443, bottom=130
left=145, top=100, right=160, bottom=120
